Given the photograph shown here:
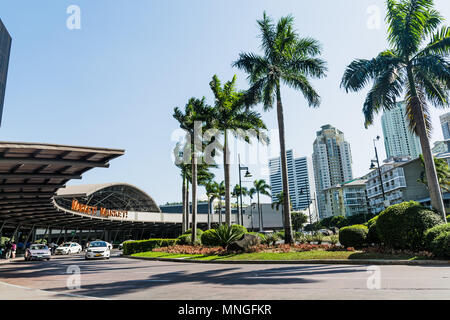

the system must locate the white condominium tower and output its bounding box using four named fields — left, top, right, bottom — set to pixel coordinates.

left=439, top=111, right=450, bottom=141
left=381, top=101, right=422, bottom=159
left=0, top=19, right=11, bottom=126
left=312, top=125, right=353, bottom=219
left=268, top=150, right=316, bottom=212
